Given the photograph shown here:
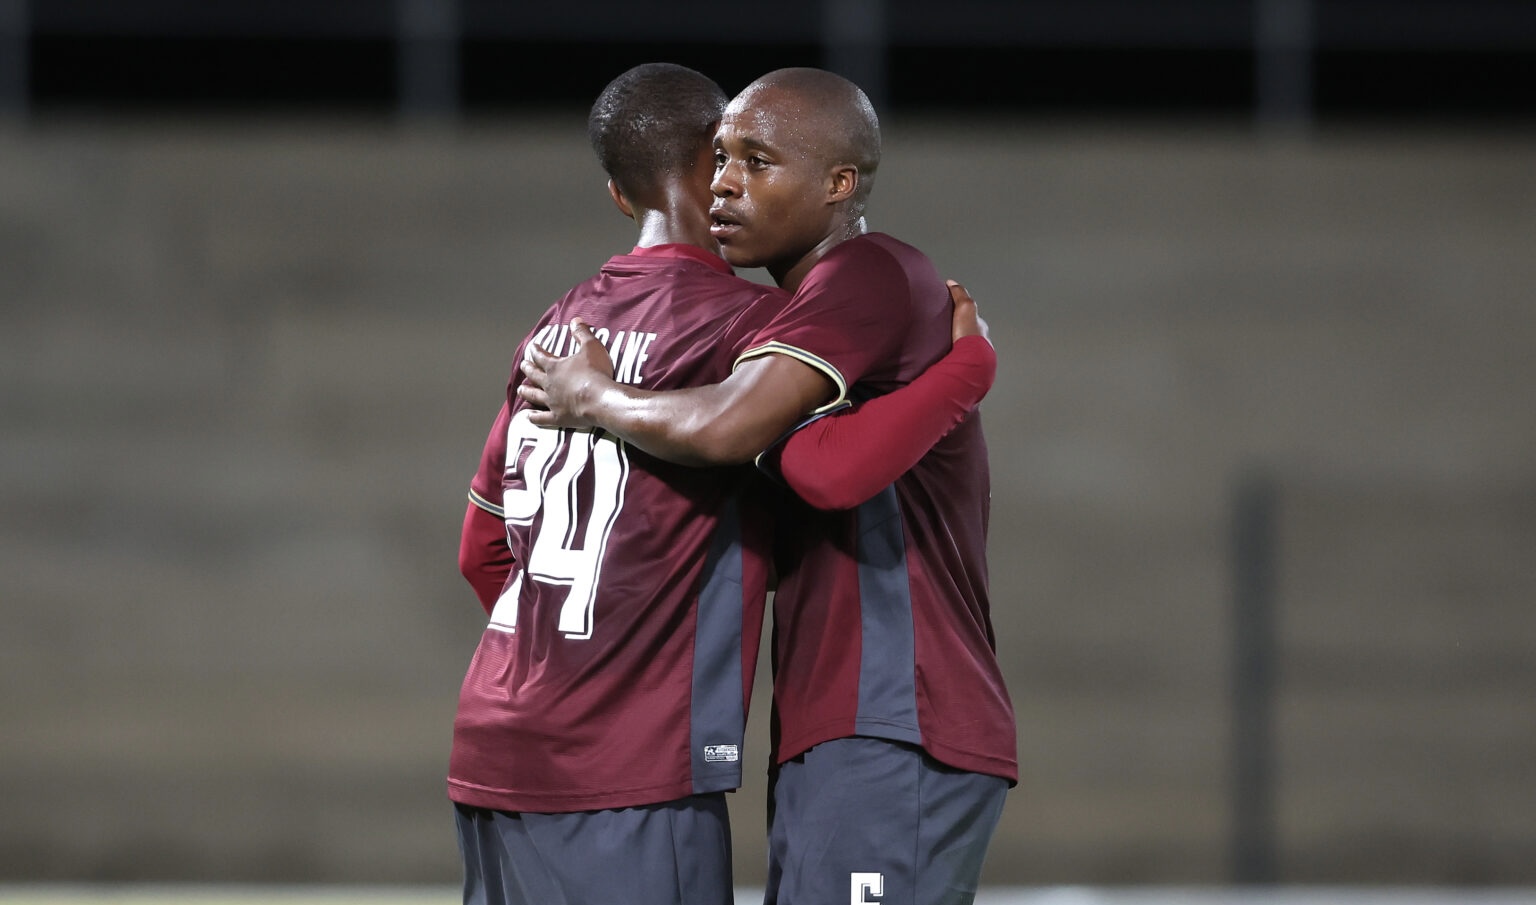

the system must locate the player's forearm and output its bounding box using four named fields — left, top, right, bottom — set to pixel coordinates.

left=528, top=343, right=839, bottom=467
left=579, top=380, right=780, bottom=466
